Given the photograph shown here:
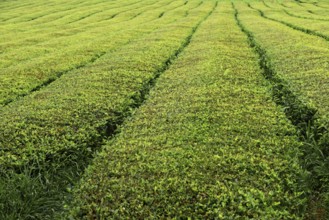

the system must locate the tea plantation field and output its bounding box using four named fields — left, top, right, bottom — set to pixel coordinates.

left=0, top=0, right=329, bottom=219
